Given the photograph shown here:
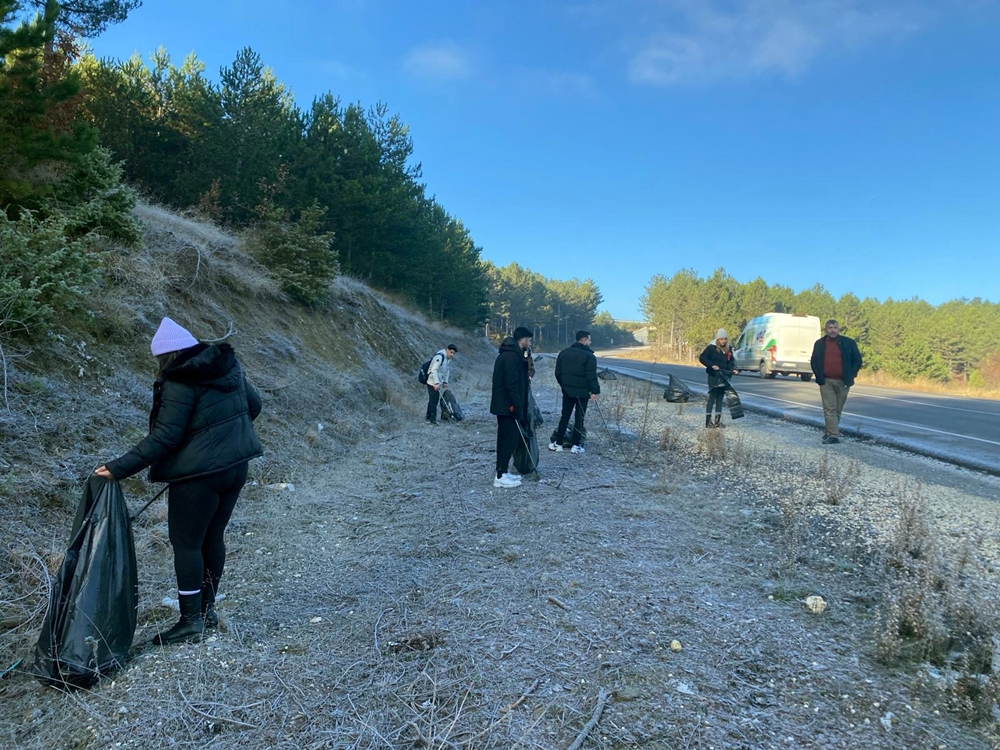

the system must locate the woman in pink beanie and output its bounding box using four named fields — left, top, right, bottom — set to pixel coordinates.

left=95, top=317, right=263, bottom=645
